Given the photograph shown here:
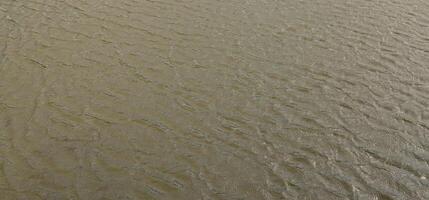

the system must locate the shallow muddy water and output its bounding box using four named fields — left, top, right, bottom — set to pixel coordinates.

left=0, top=0, right=429, bottom=199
